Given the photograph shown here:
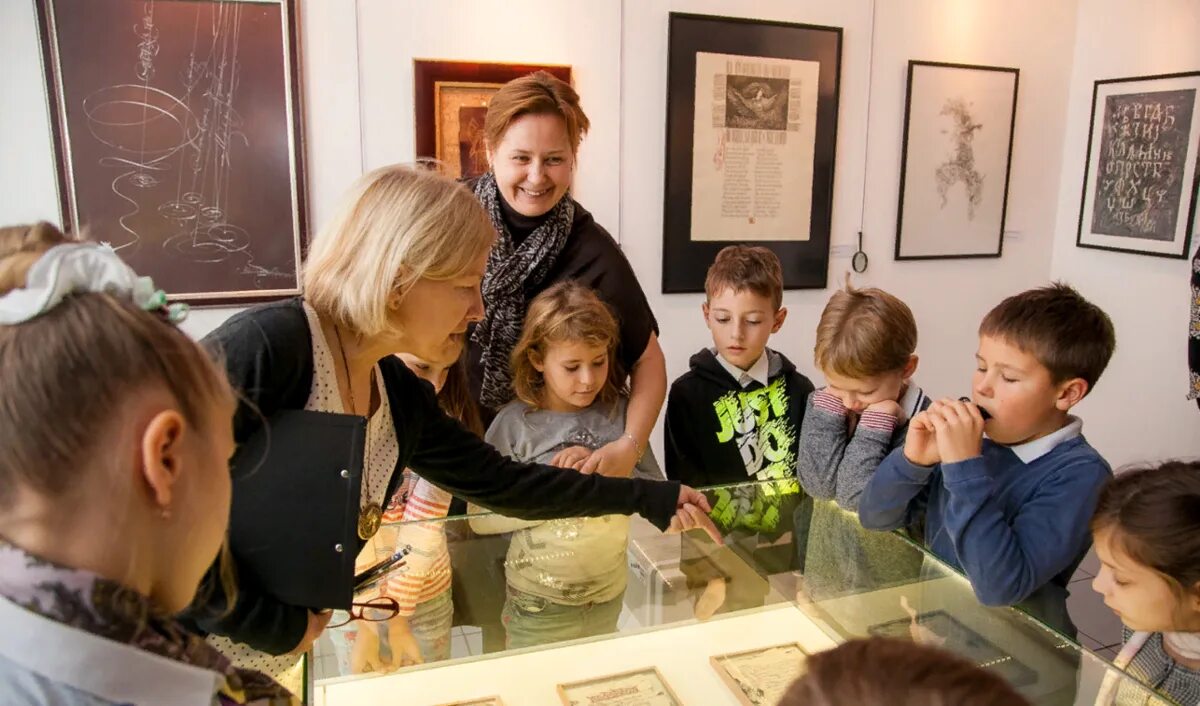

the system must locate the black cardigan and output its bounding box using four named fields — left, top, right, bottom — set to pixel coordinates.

left=191, top=299, right=679, bottom=654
